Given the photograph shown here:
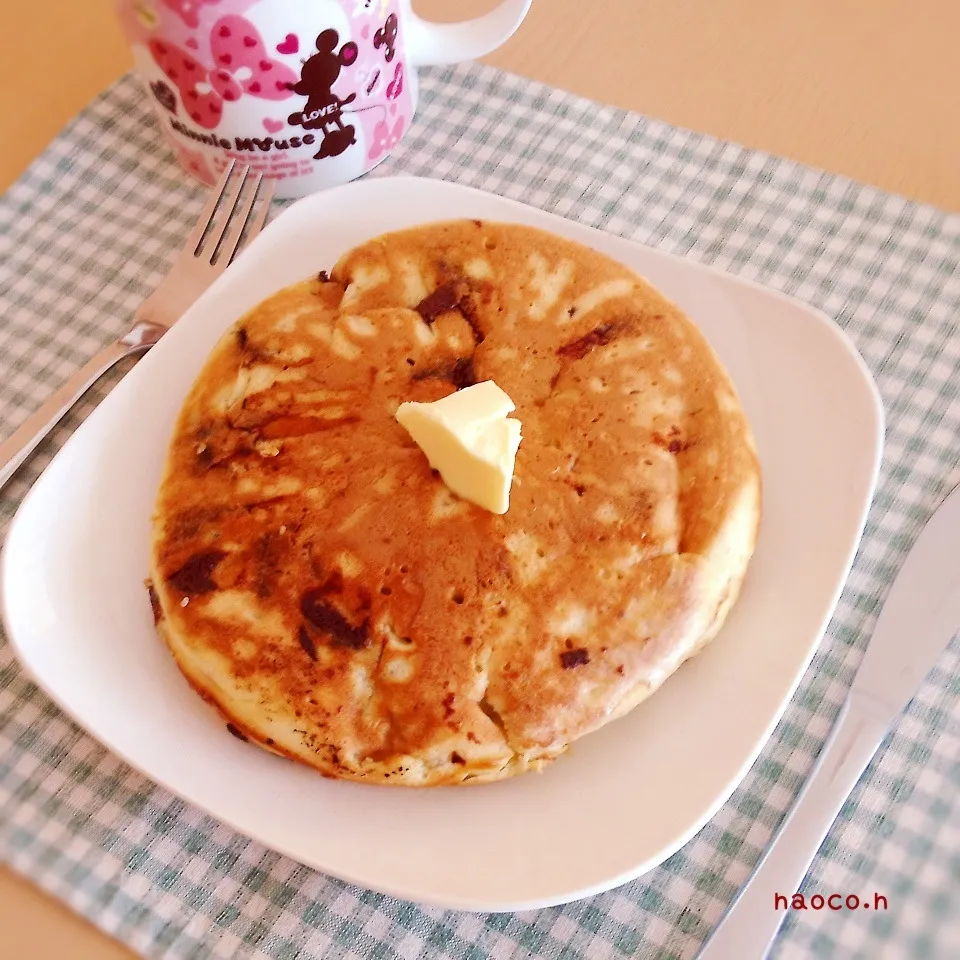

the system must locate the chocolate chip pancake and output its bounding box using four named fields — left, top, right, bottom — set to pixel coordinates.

left=148, top=219, right=761, bottom=786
